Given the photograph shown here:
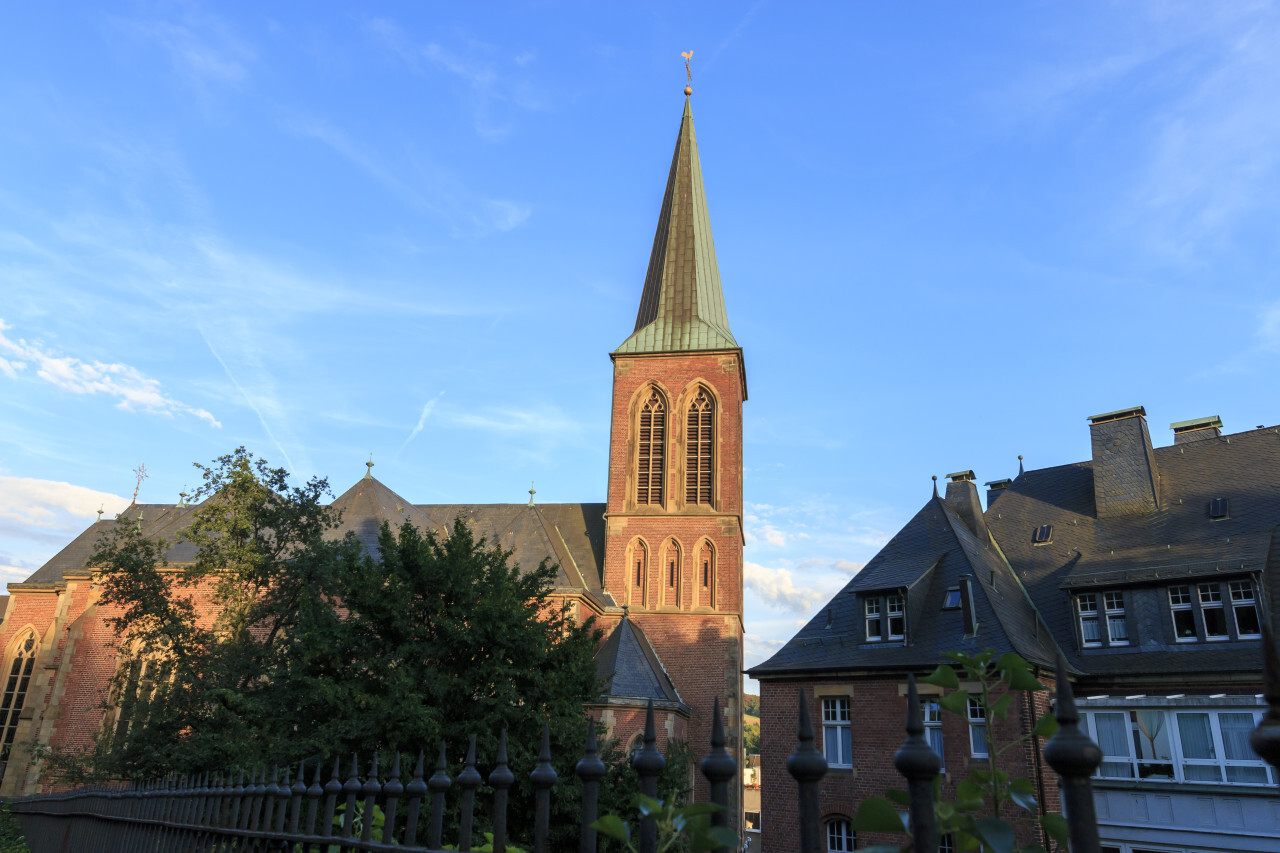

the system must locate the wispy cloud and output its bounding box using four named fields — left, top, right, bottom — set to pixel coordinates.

left=110, top=9, right=254, bottom=88
left=400, top=392, right=445, bottom=451
left=0, top=319, right=220, bottom=427
left=363, top=18, right=548, bottom=140
left=0, top=476, right=130, bottom=579
left=744, top=561, right=830, bottom=615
